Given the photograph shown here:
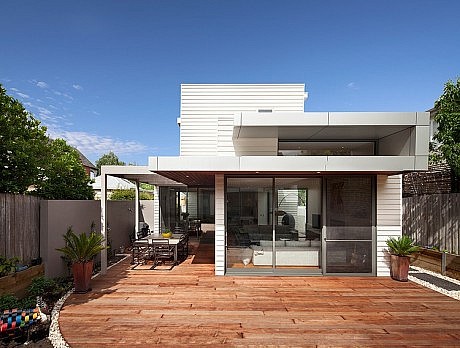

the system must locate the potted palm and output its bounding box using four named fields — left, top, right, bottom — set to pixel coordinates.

left=57, top=228, right=107, bottom=293
left=386, top=235, right=420, bottom=282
